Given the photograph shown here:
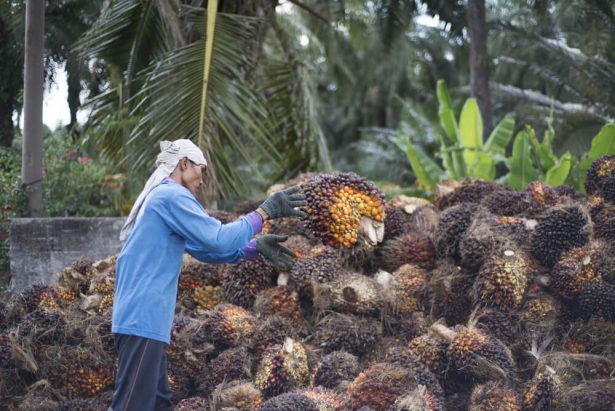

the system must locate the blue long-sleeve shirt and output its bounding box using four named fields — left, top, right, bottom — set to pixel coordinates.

left=112, top=179, right=260, bottom=343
